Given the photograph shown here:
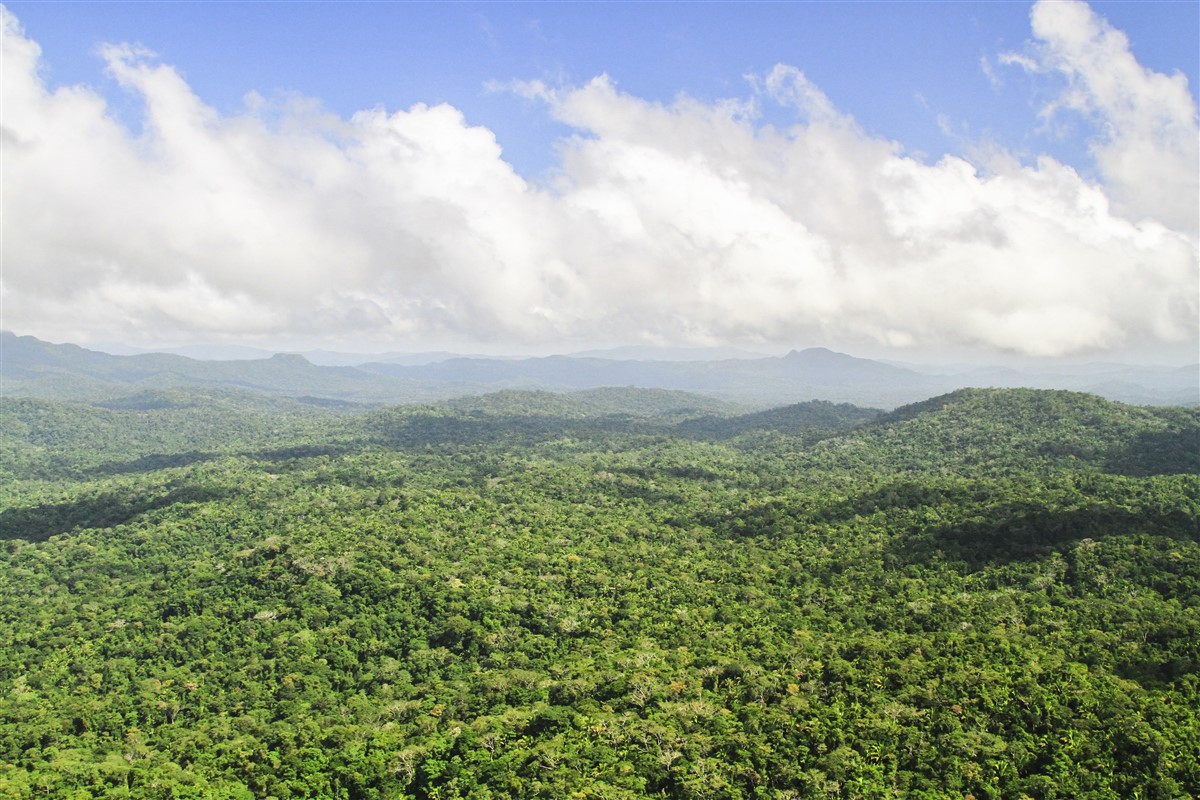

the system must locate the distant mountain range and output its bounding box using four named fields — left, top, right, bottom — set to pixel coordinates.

left=2, top=331, right=1195, bottom=409
left=86, top=341, right=773, bottom=364
left=355, top=347, right=941, bottom=407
